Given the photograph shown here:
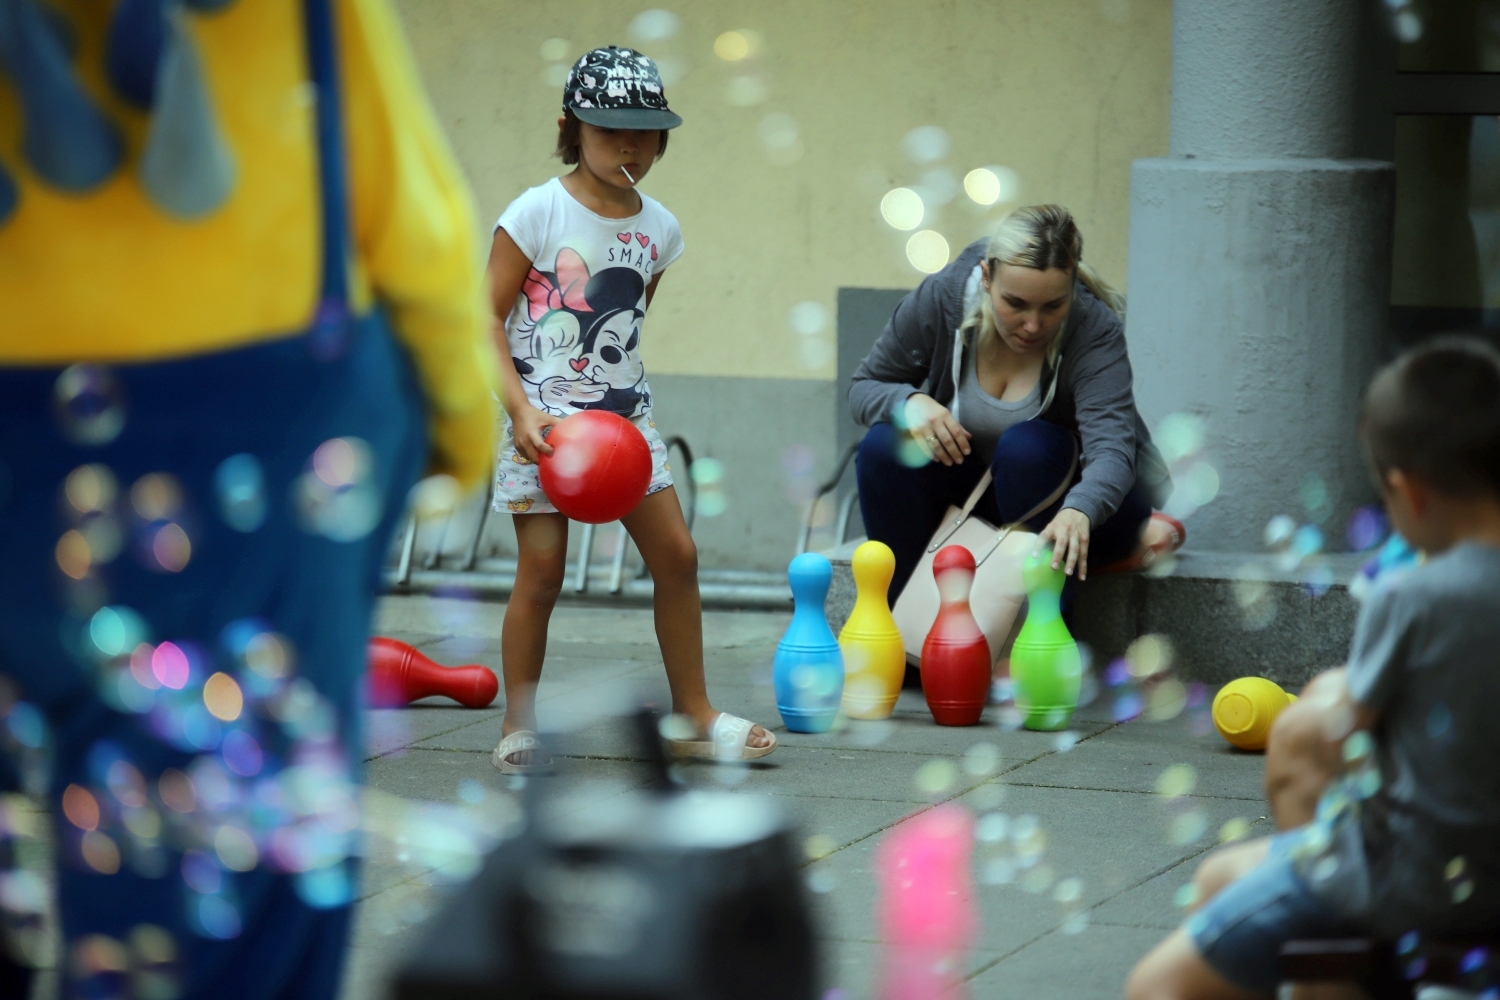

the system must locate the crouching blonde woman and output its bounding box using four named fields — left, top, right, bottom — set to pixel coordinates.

left=848, top=205, right=1183, bottom=615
